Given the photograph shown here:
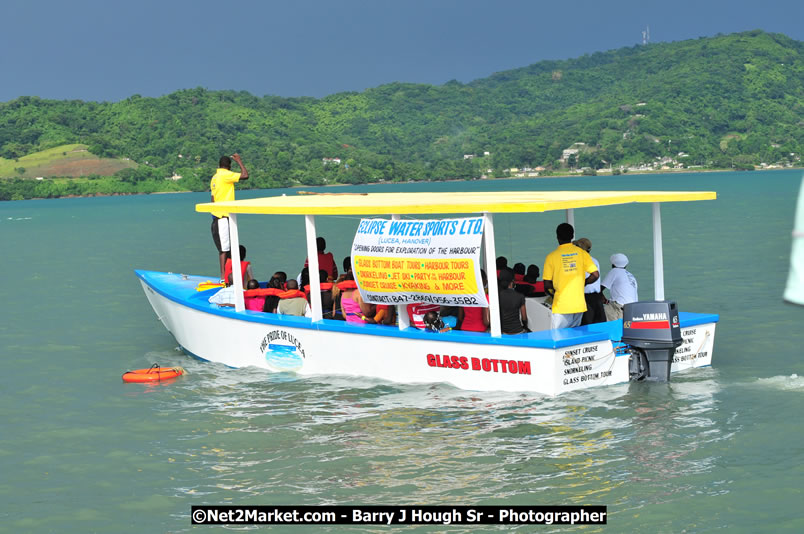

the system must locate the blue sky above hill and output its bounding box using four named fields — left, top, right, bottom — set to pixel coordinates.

left=1, top=0, right=801, bottom=102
